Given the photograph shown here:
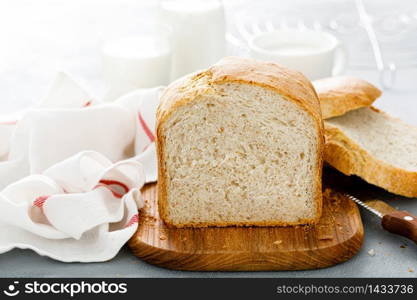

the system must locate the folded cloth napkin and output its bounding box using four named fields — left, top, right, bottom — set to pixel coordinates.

left=0, top=73, right=161, bottom=262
